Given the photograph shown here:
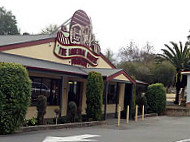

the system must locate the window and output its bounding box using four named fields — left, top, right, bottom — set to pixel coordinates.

left=30, top=76, right=60, bottom=106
